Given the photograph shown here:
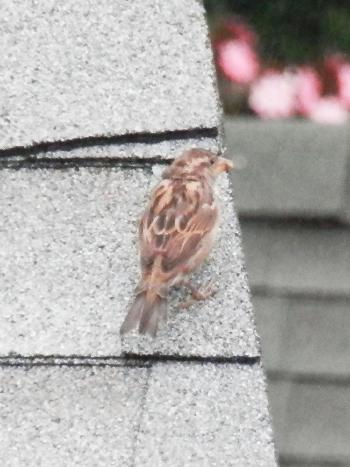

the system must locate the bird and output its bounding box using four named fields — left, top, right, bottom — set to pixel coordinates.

left=120, top=148, right=233, bottom=337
